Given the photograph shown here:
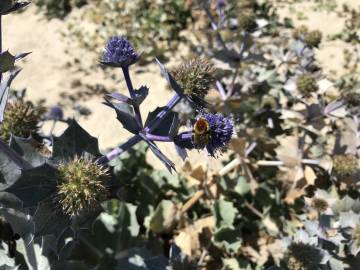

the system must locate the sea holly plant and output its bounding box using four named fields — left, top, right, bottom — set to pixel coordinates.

left=98, top=36, right=234, bottom=171
left=0, top=3, right=234, bottom=267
